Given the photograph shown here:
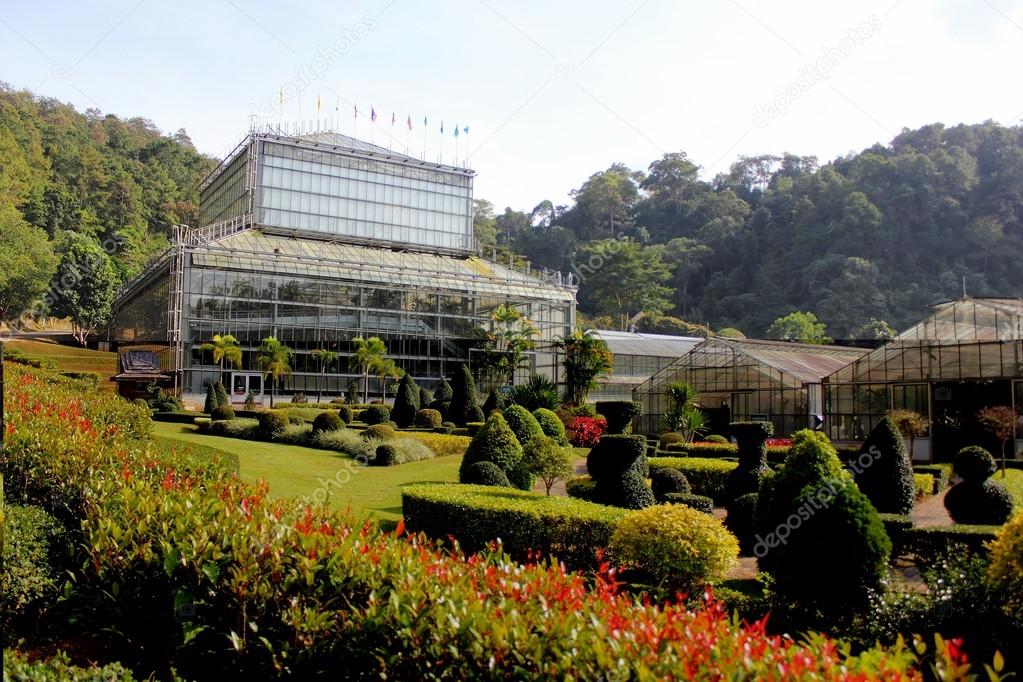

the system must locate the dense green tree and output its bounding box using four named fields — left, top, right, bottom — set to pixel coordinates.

left=766, top=311, right=830, bottom=344
left=349, top=337, right=386, bottom=404
left=576, top=240, right=674, bottom=329
left=555, top=329, right=613, bottom=404
left=0, top=205, right=58, bottom=325
left=49, top=233, right=120, bottom=346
